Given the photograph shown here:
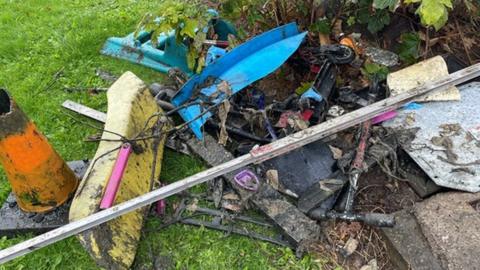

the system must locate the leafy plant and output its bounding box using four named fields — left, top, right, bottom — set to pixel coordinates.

left=373, top=0, right=401, bottom=10
left=361, top=62, right=390, bottom=81
left=221, top=0, right=264, bottom=25
left=310, top=18, right=331, bottom=35
left=397, top=32, right=421, bottom=64
left=370, top=0, right=454, bottom=31
left=404, top=0, right=453, bottom=30
left=357, top=0, right=391, bottom=33
left=136, top=0, right=212, bottom=73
